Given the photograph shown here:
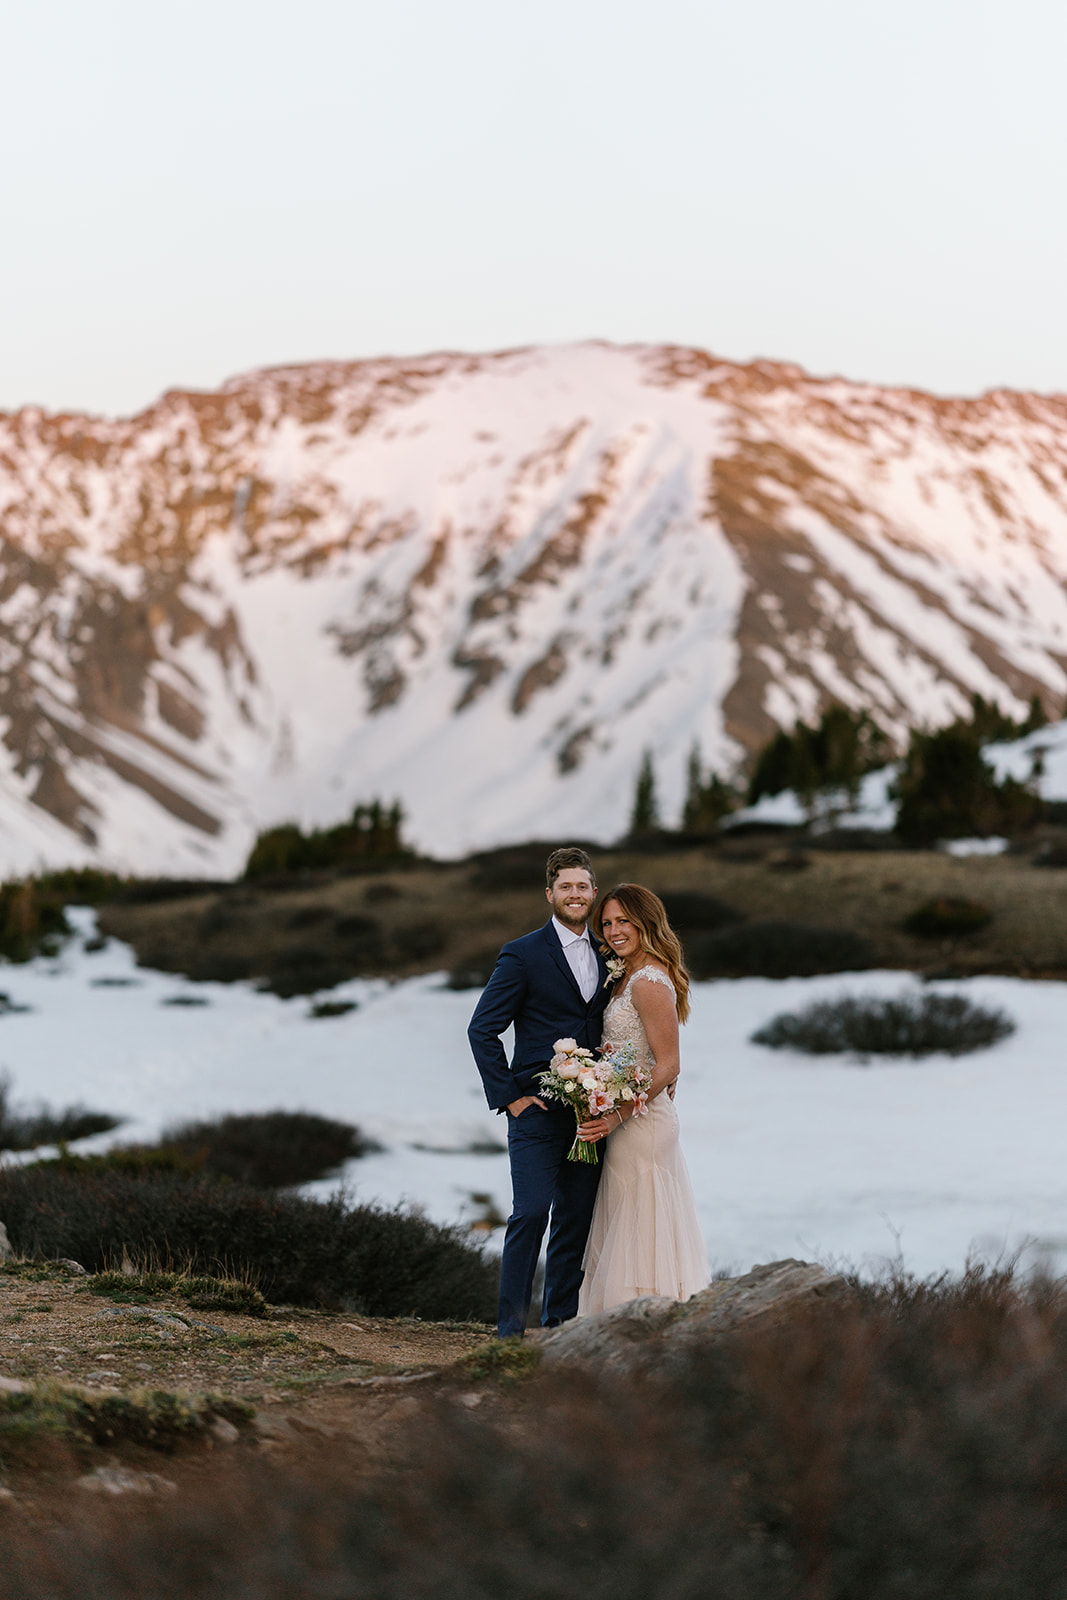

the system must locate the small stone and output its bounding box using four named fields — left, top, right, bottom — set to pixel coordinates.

left=0, top=1223, right=12, bottom=1264
left=0, top=1485, right=14, bottom=1502
left=0, top=1377, right=29, bottom=1395
left=252, top=1413, right=296, bottom=1441
left=76, top=1466, right=177, bottom=1496
left=209, top=1416, right=240, bottom=1445
left=457, top=1392, right=483, bottom=1409
left=56, top=1259, right=88, bottom=1275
